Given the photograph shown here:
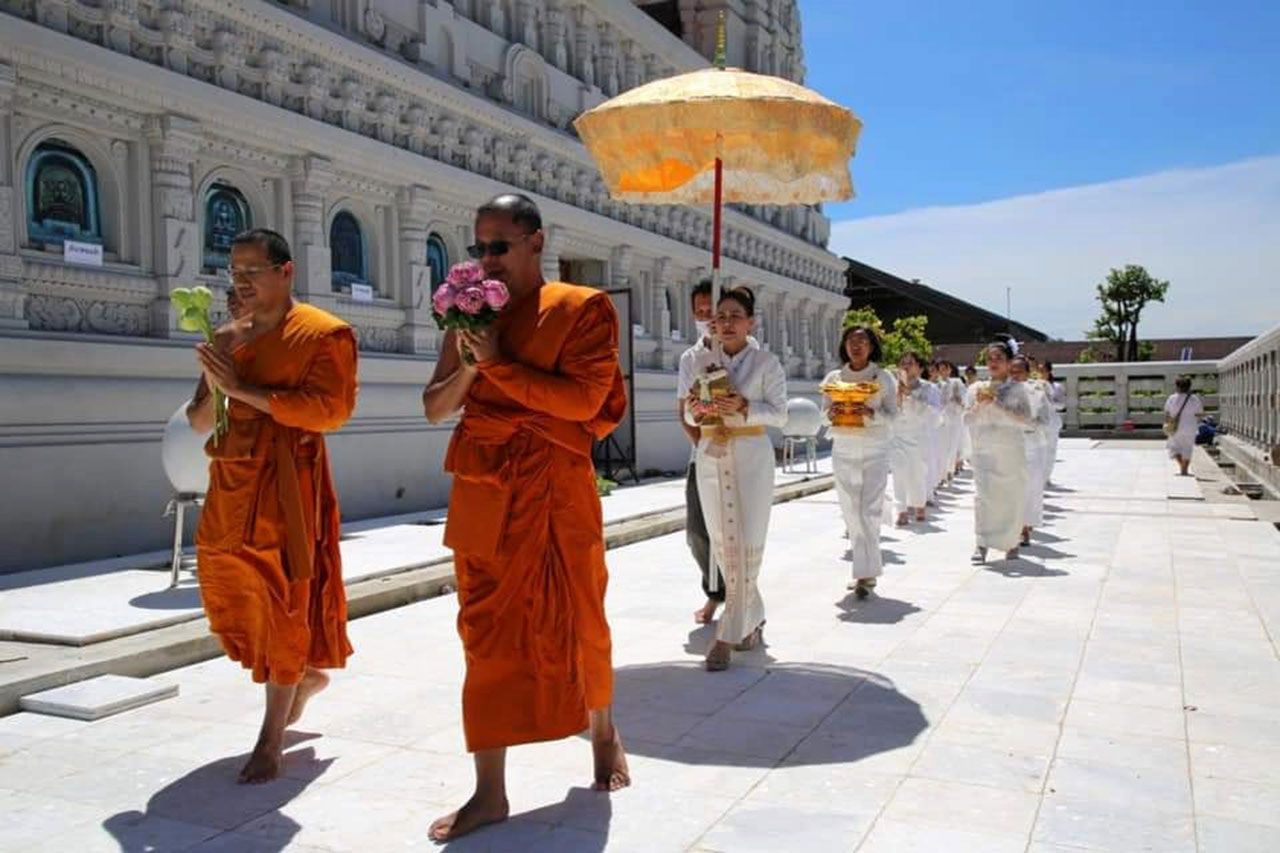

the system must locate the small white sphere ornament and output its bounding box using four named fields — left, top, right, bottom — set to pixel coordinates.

left=784, top=397, right=824, bottom=437
left=161, top=402, right=210, bottom=495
